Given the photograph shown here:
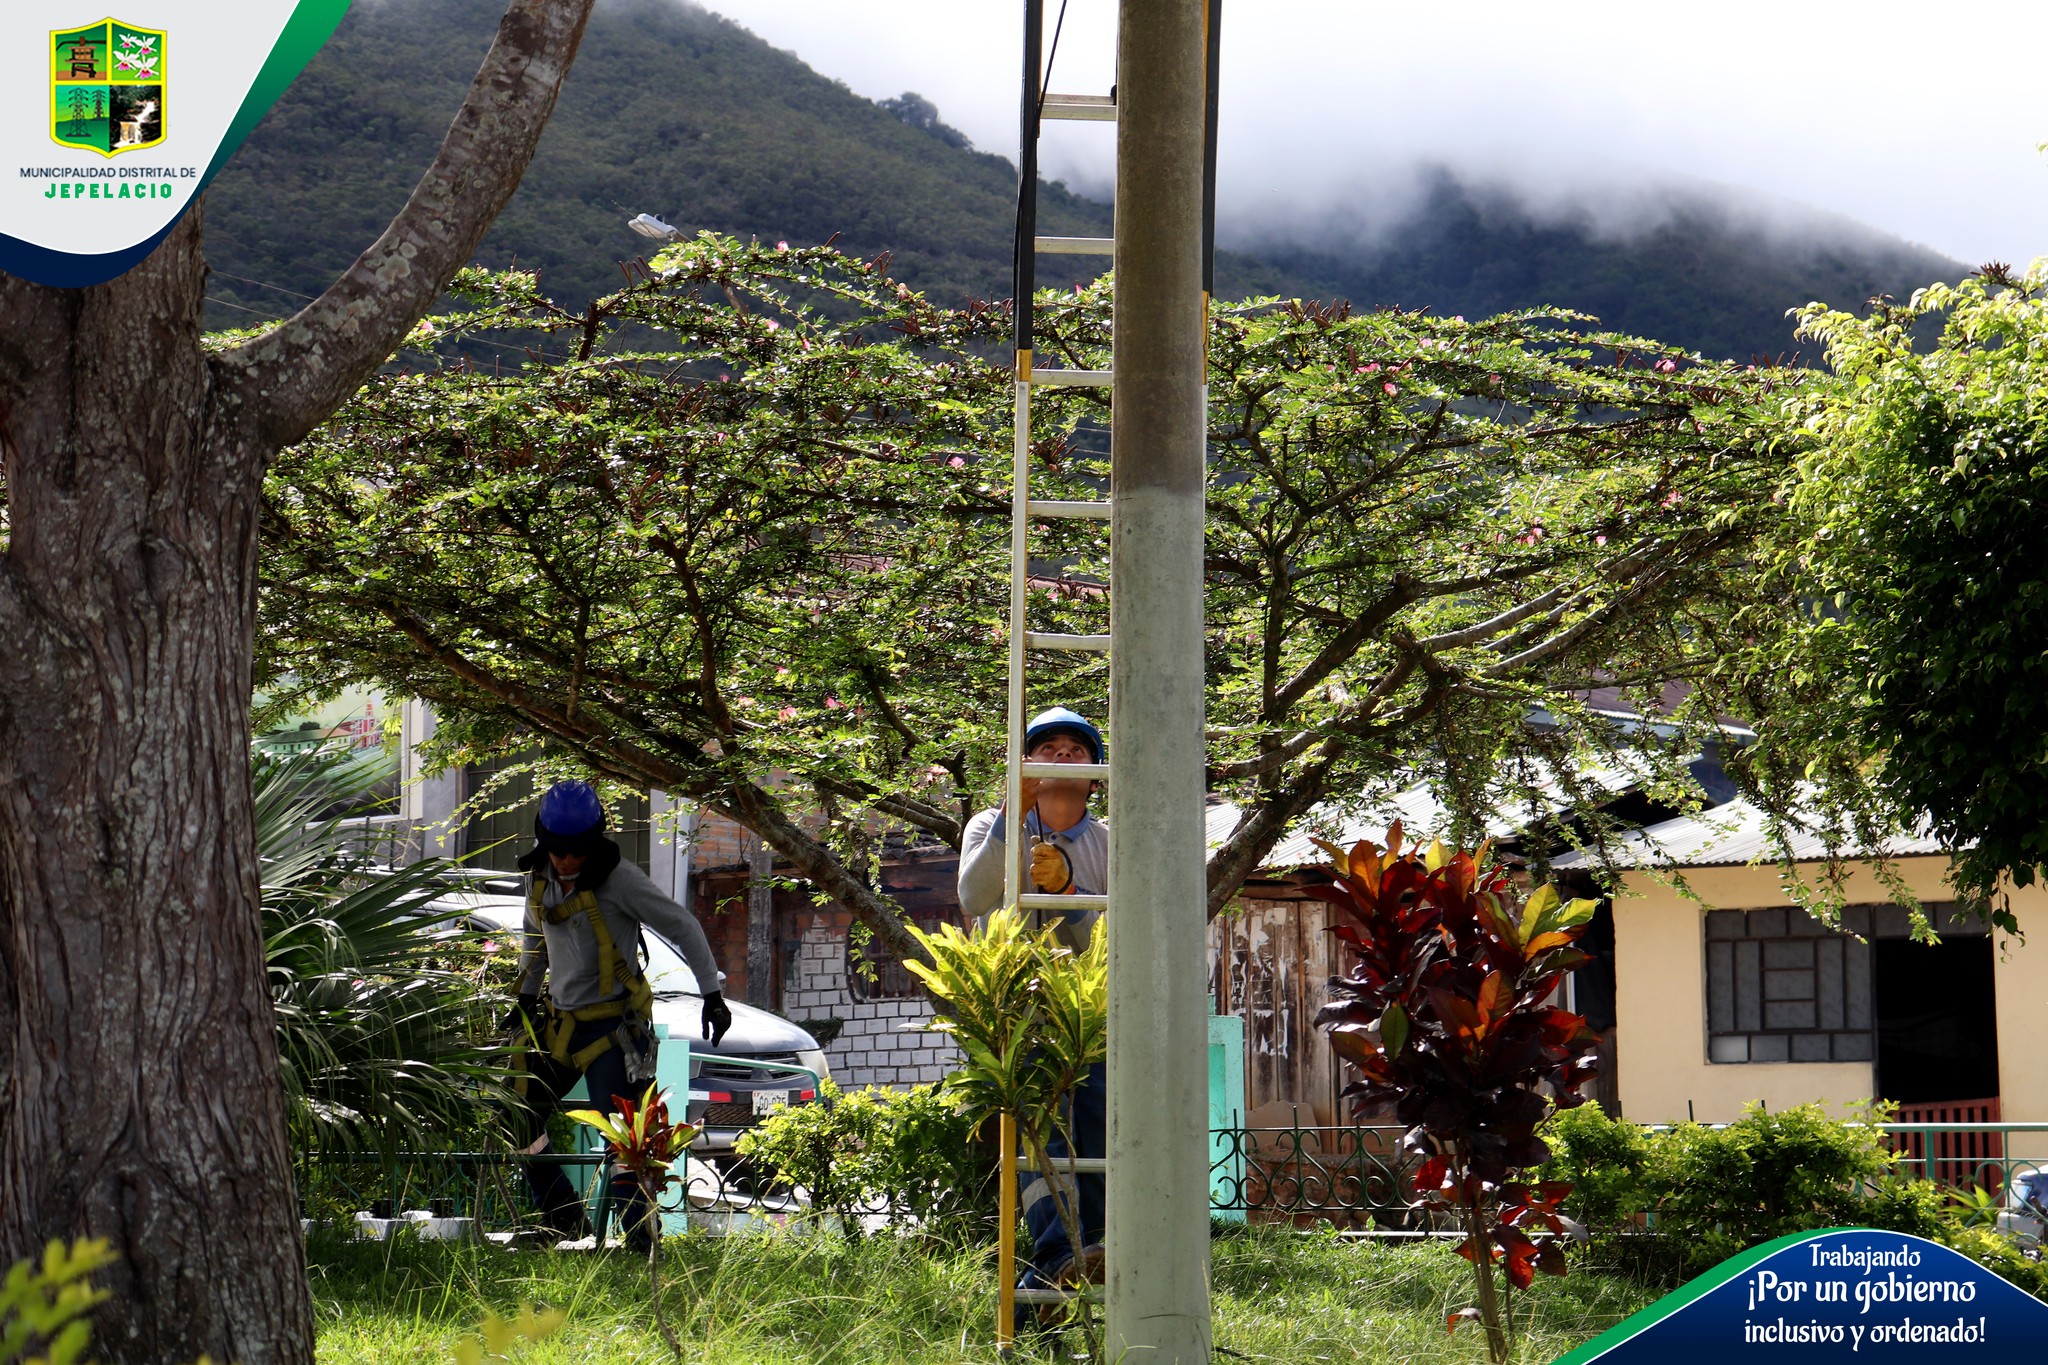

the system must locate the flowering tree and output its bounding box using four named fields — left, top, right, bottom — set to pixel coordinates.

left=262, top=240, right=1796, bottom=961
